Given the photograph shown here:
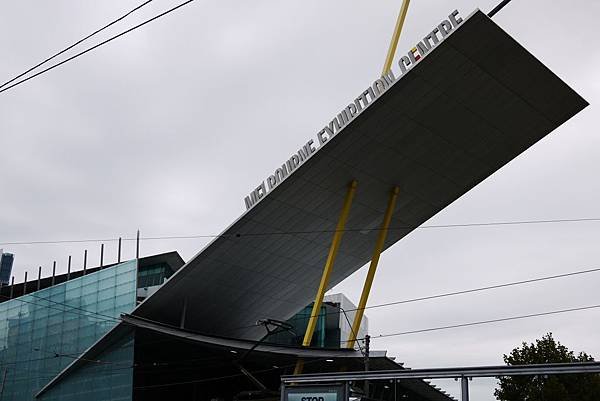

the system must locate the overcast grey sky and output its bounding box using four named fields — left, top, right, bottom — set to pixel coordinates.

left=1, top=1, right=599, bottom=399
